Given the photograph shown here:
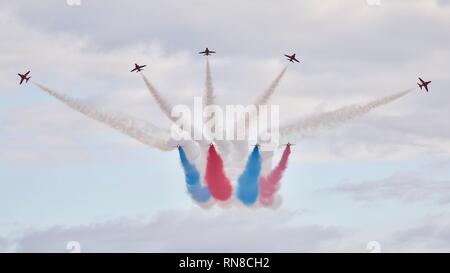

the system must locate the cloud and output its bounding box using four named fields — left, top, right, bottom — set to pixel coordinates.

left=330, top=171, right=450, bottom=204
left=437, top=0, right=450, bottom=7
left=7, top=209, right=450, bottom=252
left=0, top=237, right=10, bottom=250
left=2, top=209, right=347, bottom=253
left=389, top=213, right=450, bottom=252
